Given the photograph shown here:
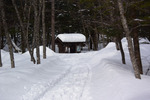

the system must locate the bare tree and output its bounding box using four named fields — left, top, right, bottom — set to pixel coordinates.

left=0, top=49, right=2, bottom=67
left=42, top=0, right=46, bottom=59
left=26, top=4, right=36, bottom=64
left=117, top=0, right=141, bottom=79
left=33, top=0, right=42, bottom=64
left=51, top=0, right=55, bottom=51
left=118, top=35, right=126, bottom=64
left=0, top=0, right=15, bottom=68
left=0, top=15, right=2, bottom=67
left=133, top=30, right=143, bottom=74
left=12, top=0, right=36, bottom=63
left=12, top=0, right=26, bottom=53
